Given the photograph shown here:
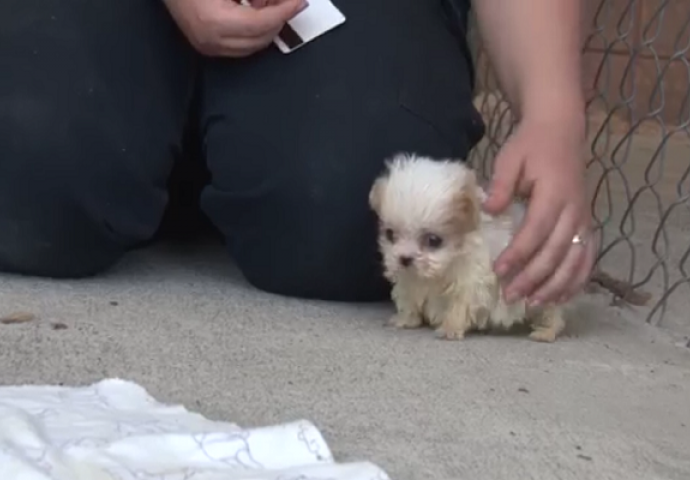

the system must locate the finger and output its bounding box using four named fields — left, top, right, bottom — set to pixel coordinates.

left=205, top=38, right=270, bottom=57
left=249, top=0, right=295, bottom=7
left=561, top=232, right=598, bottom=302
left=216, top=40, right=274, bottom=57
left=525, top=235, right=587, bottom=306
left=248, top=0, right=287, bottom=6
left=235, top=0, right=281, bottom=8
left=482, top=139, right=524, bottom=215
left=502, top=204, right=581, bottom=302
left=216, top=28, right=282, bottom=55
left=494, top=182, right=563, bottom=279
left=213, top=19, right=286, bottom=57
left=216, top=45, right=265, bottom=57
left=224, top=0, right=307, bottom=38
